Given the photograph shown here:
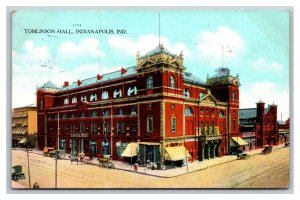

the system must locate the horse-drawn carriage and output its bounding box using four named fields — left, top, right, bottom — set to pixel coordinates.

left=12, top=165, right=25, bottom=181
left=262, top=145, right=273, bottom=154
left=237, top=152, right=249, bottom=160
left=98, top=155, right=115, bottom=168
left=43, top=147, right=56, bottom=157
left=285, top=142, right=290, bottom=147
